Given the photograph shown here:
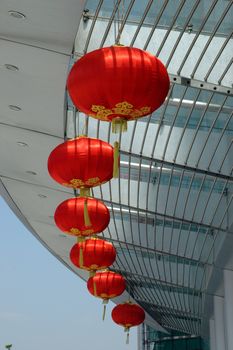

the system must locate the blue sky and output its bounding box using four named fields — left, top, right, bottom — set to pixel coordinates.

left=0, top=196, right=137, bottom=350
